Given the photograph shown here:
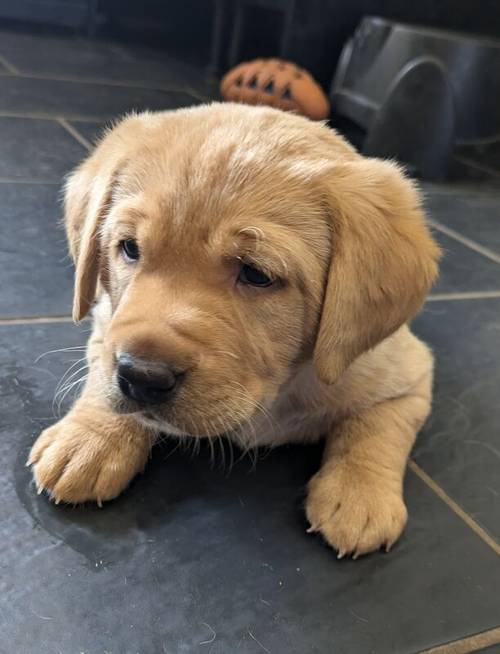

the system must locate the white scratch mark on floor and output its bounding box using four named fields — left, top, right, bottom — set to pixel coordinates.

left=248, top=630, right=271, bottom=653
left=31, top=608, right=53, bottom=620
left=199, top=622, right=217, bottom=645
left=348, top=608, right=369, bottom=623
